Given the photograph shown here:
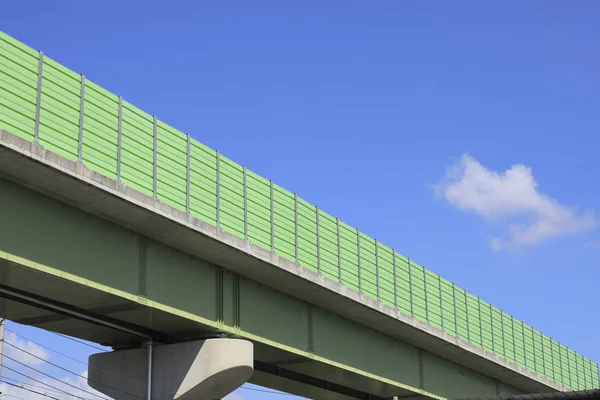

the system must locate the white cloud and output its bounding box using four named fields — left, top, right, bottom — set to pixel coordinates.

left=434, top=154, right=597, bottom=251
left=3, top=330, right=50, bottom=367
